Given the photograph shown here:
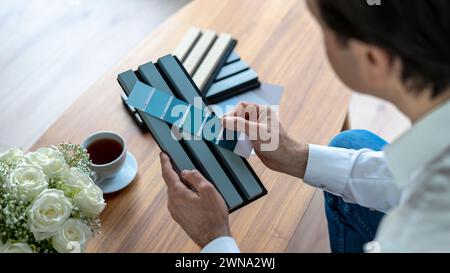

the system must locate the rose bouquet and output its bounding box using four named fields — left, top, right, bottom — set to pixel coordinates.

left=0, top=144, right=106, bottom=253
